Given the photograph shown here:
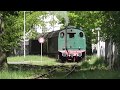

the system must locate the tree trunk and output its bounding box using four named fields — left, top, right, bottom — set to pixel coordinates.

left=0, top=52, right=8, bottom=70
left=105, top=39, right=120, bottom=69
left=114, top=43, right=120, bottom=69
left=107, top=39, right=112, bottom=69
